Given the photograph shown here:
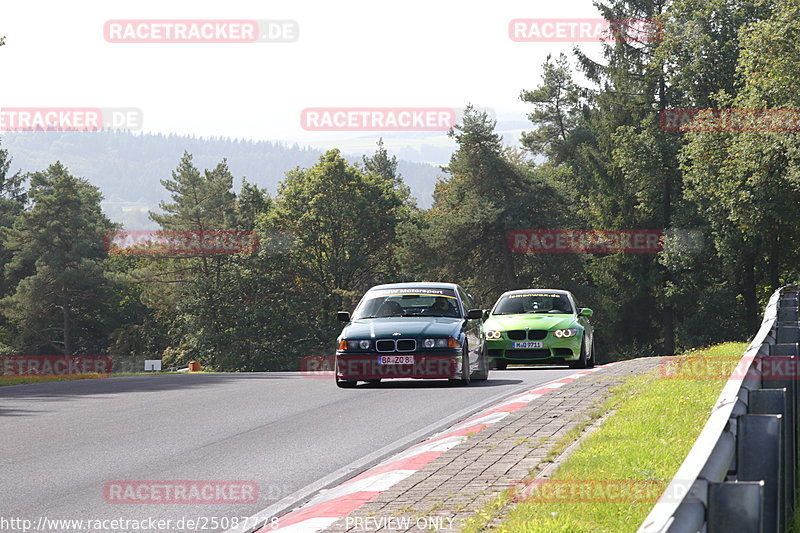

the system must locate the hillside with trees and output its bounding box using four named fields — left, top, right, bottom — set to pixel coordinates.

left=2, top=0, right=800, bottom=369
